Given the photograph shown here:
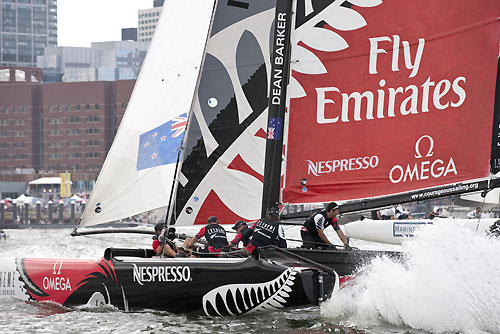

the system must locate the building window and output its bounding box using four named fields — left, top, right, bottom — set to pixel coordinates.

left=94, top=104, right=100, bottom=110
left=47, top=142, right=61, bottom=148
left=85, top=104, right=90, bottom=110
left=76, top=104, right=81, bottom=111
left=13, top=154, right=27, bottom=160
left=48, top=129, right=62, bottom=136
left=47, top=118, right=62, bottom=125
left=68, top=116, right=81, bottom=123
left=121, top=103, right=127, bottom=110
left=86, top=115, right=99, bottom=123
left=67, top=141, right=82, bottom=147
